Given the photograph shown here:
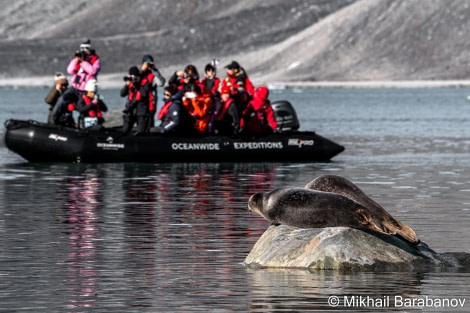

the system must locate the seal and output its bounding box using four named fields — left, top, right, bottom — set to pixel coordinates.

left=305, top=175, right=418, bottom=245
left=248, top=175, right=419, bottom=245
left=305, top=175, right=389, bottom=215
